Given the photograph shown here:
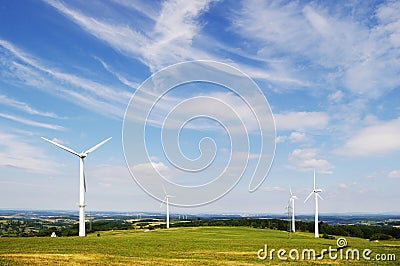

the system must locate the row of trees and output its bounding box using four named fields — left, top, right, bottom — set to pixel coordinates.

left=169, top=218, right=400, bottom=240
